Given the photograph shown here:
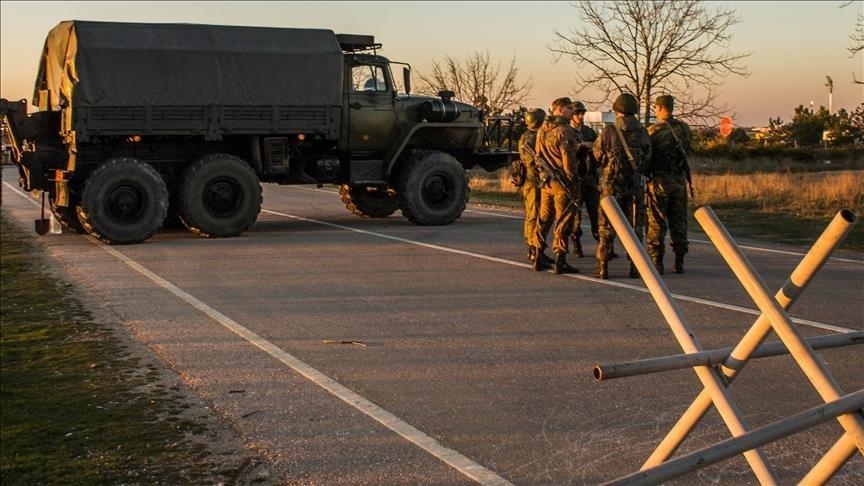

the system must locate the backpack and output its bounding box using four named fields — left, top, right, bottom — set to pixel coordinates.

left=509, top=159, right=527, bottom=187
